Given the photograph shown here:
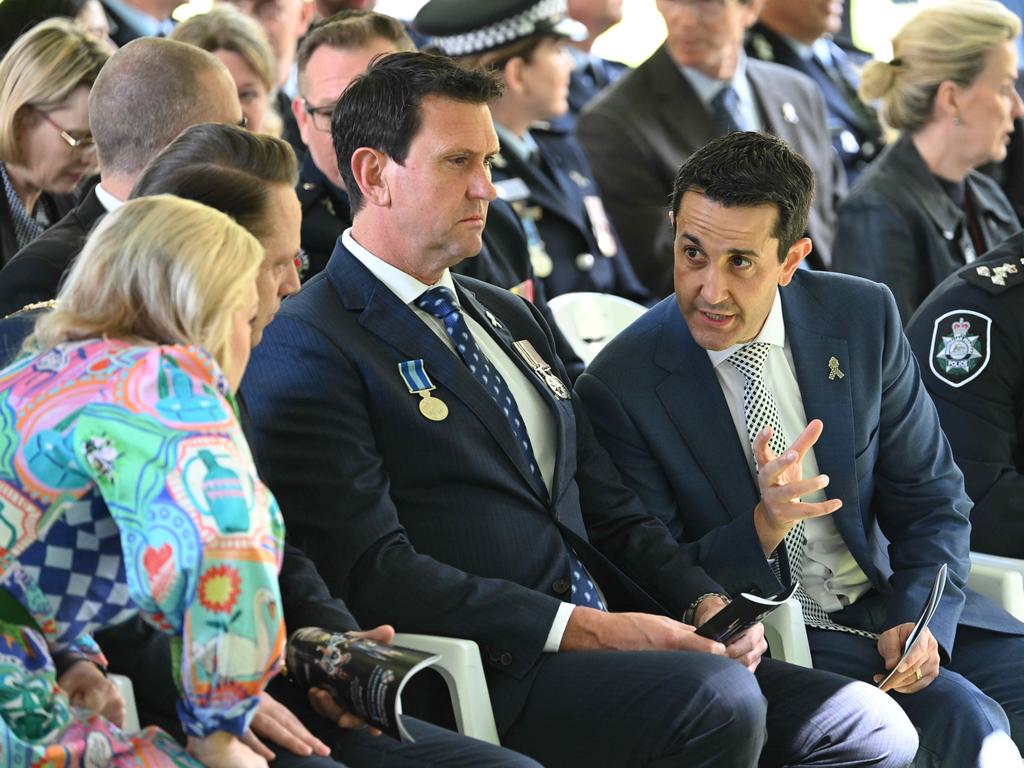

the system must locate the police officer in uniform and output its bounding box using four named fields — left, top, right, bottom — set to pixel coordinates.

left=906, top=231, right=1024, bottom=558
left=415, top=0, right=651, bottom=304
